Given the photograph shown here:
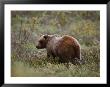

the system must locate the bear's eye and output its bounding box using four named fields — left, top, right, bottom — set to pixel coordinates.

left=39, top=40, right=43, bottom=44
